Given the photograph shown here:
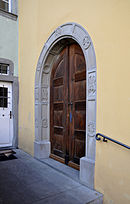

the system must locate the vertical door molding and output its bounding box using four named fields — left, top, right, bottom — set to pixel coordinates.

left=34, top=23, right=97, bottom=189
